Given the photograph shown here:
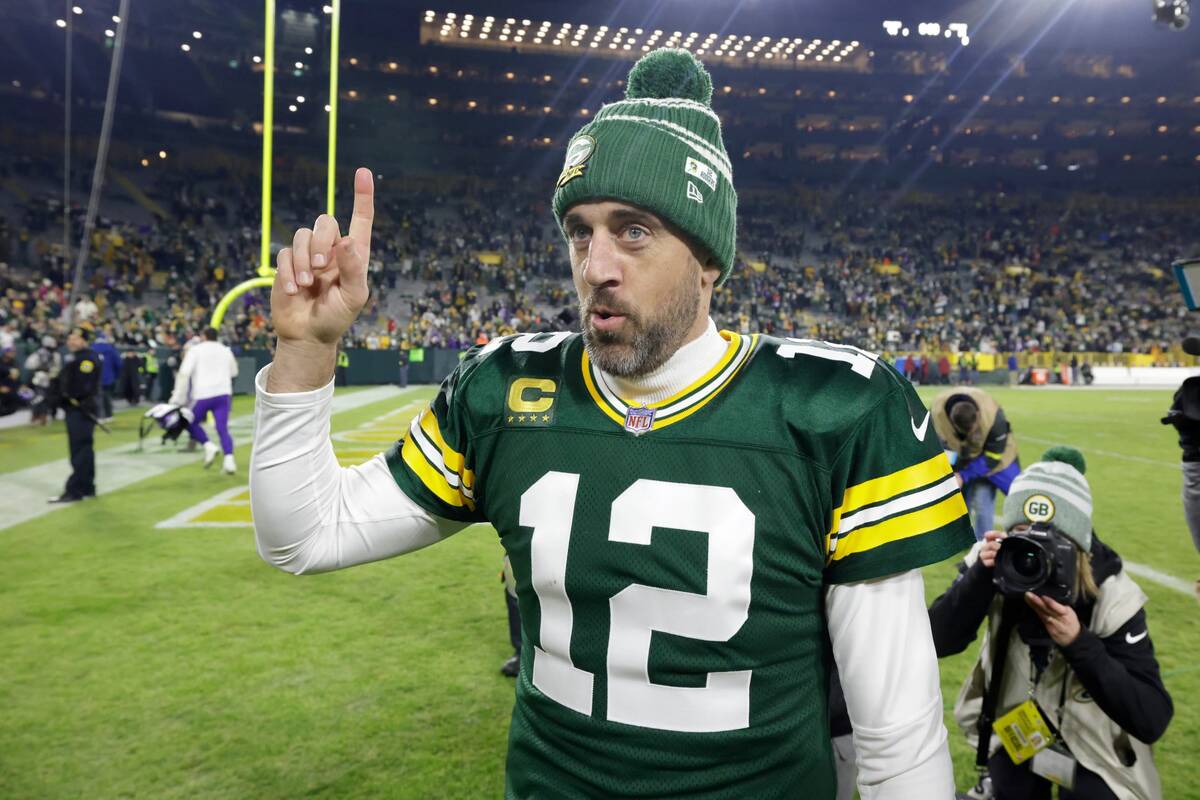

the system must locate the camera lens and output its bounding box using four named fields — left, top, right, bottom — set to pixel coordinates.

left=1012, top=546, right=1043, bottom=578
